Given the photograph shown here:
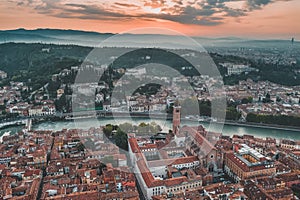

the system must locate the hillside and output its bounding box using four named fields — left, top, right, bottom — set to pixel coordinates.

left=0, top=43, right=92, bottom=89
left=0, top=42, right=300, bottom=91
